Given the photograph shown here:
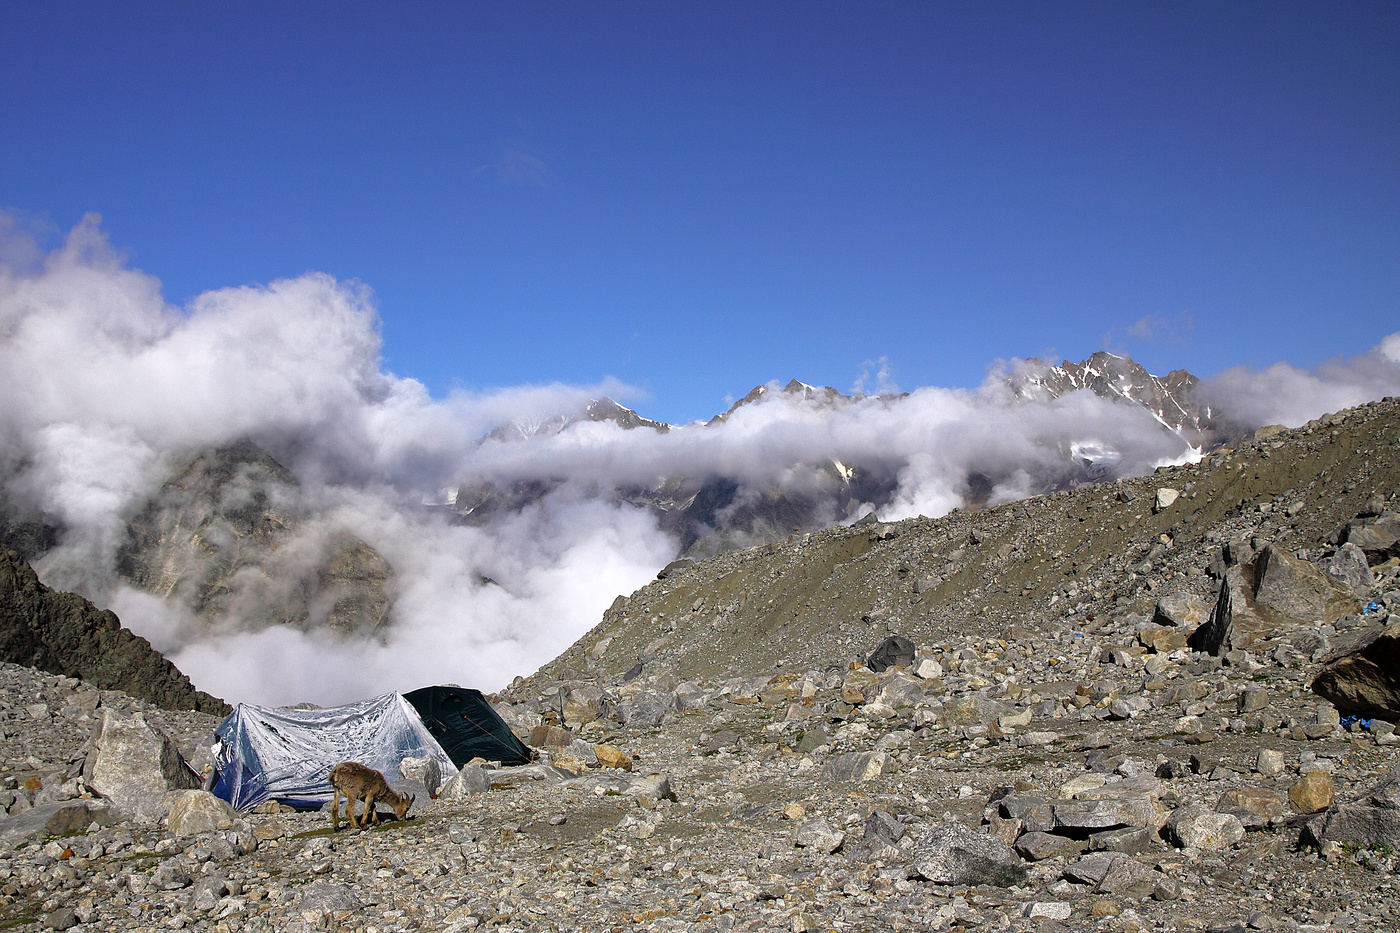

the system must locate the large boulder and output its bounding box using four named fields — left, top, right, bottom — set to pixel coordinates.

left=1152, top=594, right=1208, bottom=628
left=1252, top=546, right=1359, bottom=623
left=88, top=708, right=203, bottom=822
left=1321, top=543, right=1376, bottom=597
left=866, top=636, right=916, bottom=673
left=1311, top=621, right=1400, bottom=720
left=1190, top=547, right=1358, bottom=656
left=911, top=821, right=1027, bottom=887
left=1338, top=512, right=1400, bottom=563
left=1189, top=566, right=1262, bottom=655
